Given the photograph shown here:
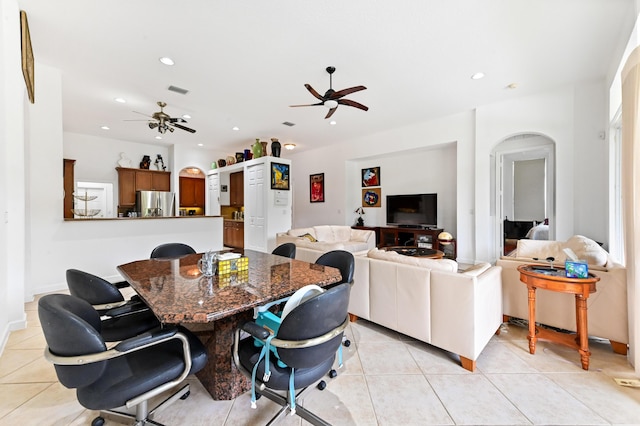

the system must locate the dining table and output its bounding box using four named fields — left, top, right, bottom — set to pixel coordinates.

left=116, top=249, right=342, bottom=400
